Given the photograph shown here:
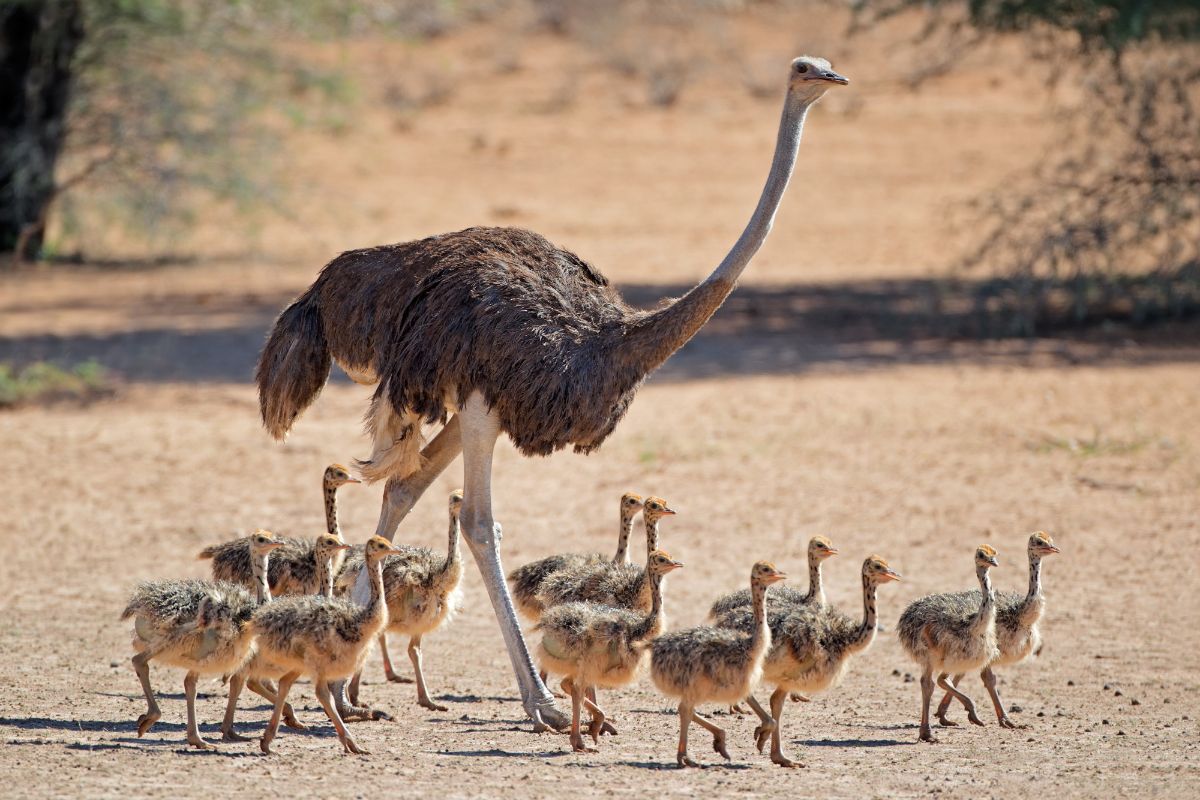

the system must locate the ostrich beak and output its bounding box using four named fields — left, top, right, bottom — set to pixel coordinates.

left=812, top=68, right=849, bottom=86
left=884, top=568, right=902, bottom=582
